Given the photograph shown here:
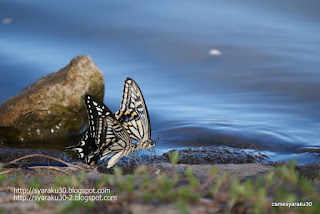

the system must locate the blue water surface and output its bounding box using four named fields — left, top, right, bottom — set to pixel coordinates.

left=0, top=0, right=320, bottom=163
